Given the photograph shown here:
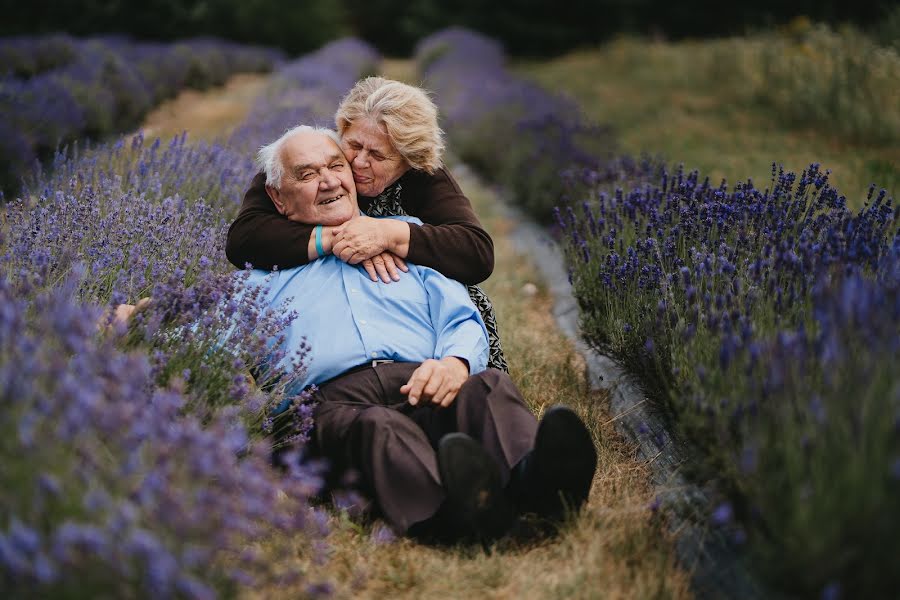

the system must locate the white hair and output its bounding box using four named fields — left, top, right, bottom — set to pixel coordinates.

left=256, top=125, right=342, bottom=189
